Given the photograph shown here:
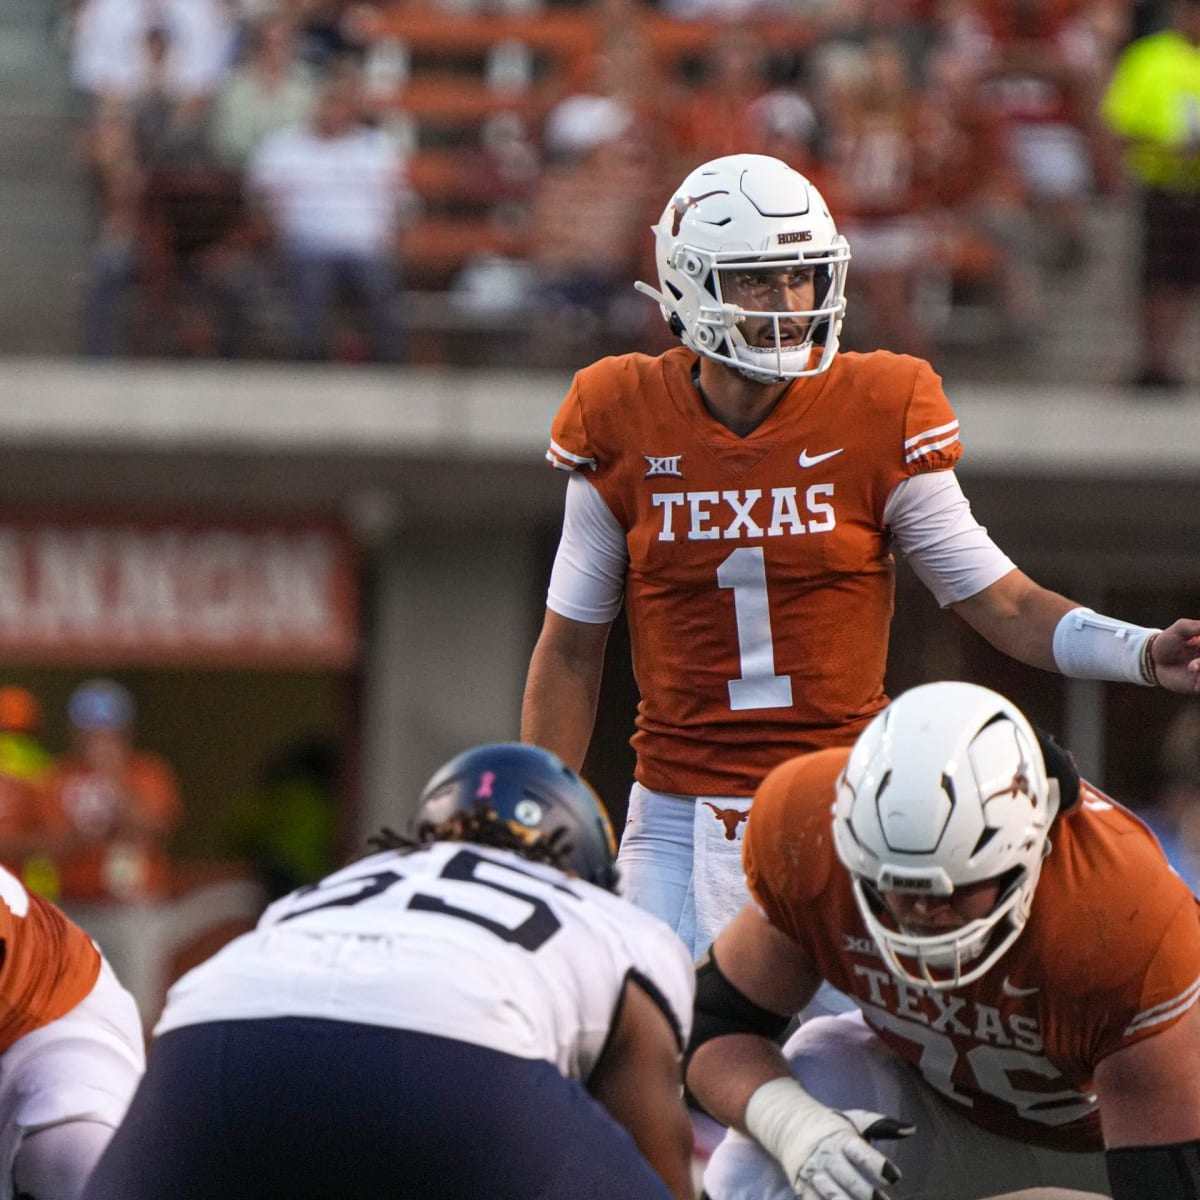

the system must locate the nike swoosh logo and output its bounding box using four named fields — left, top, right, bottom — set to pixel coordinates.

left=1001, top=977, right=1040, bottom=997
left=798, top=448, right=844, bottom=468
